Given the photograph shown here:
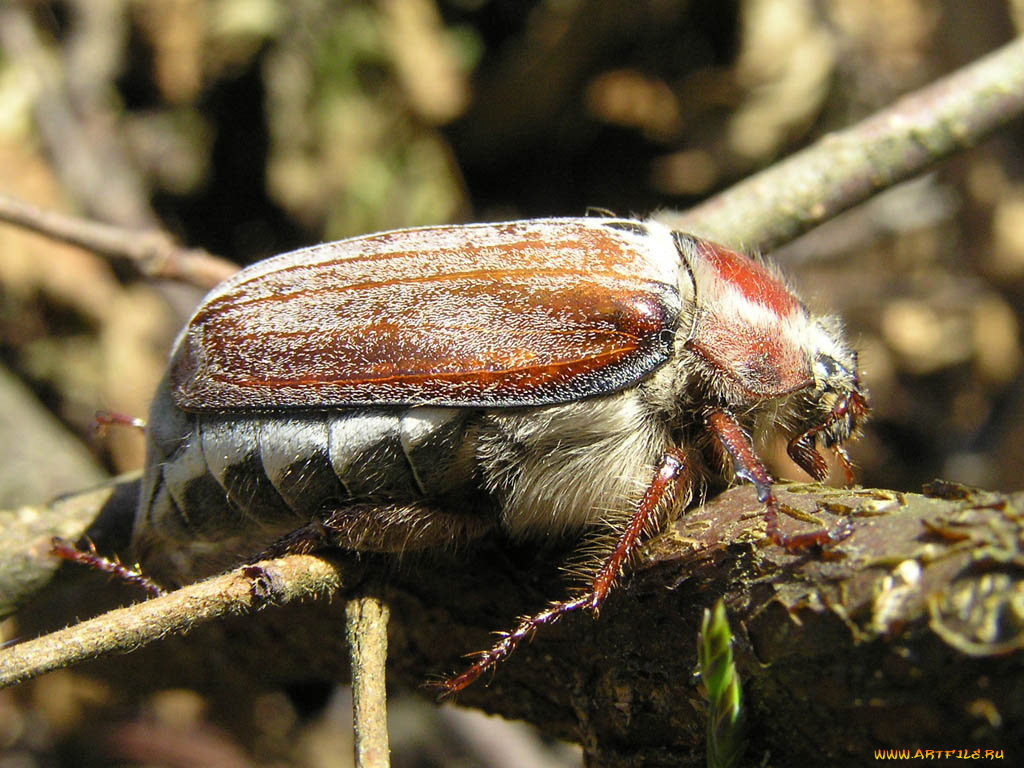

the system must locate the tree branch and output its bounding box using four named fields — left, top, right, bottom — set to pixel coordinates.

left=0, top=193, right=238, bottom=289
left=5, top=482, right=1022, bottom=765
left=346, top=590, right=392, bottom=768
left=0, top=553, right=351, bottom=688
left=656, top=36, right=1024, bottom=250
